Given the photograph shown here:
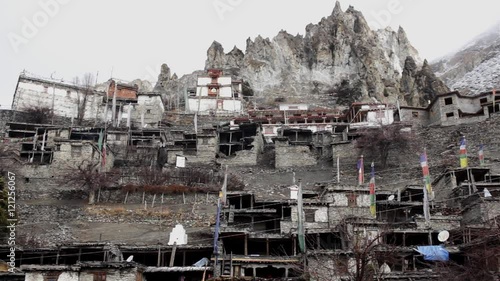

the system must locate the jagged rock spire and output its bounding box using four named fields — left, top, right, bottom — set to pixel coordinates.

left=332, top=1, right=343, bottom=16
